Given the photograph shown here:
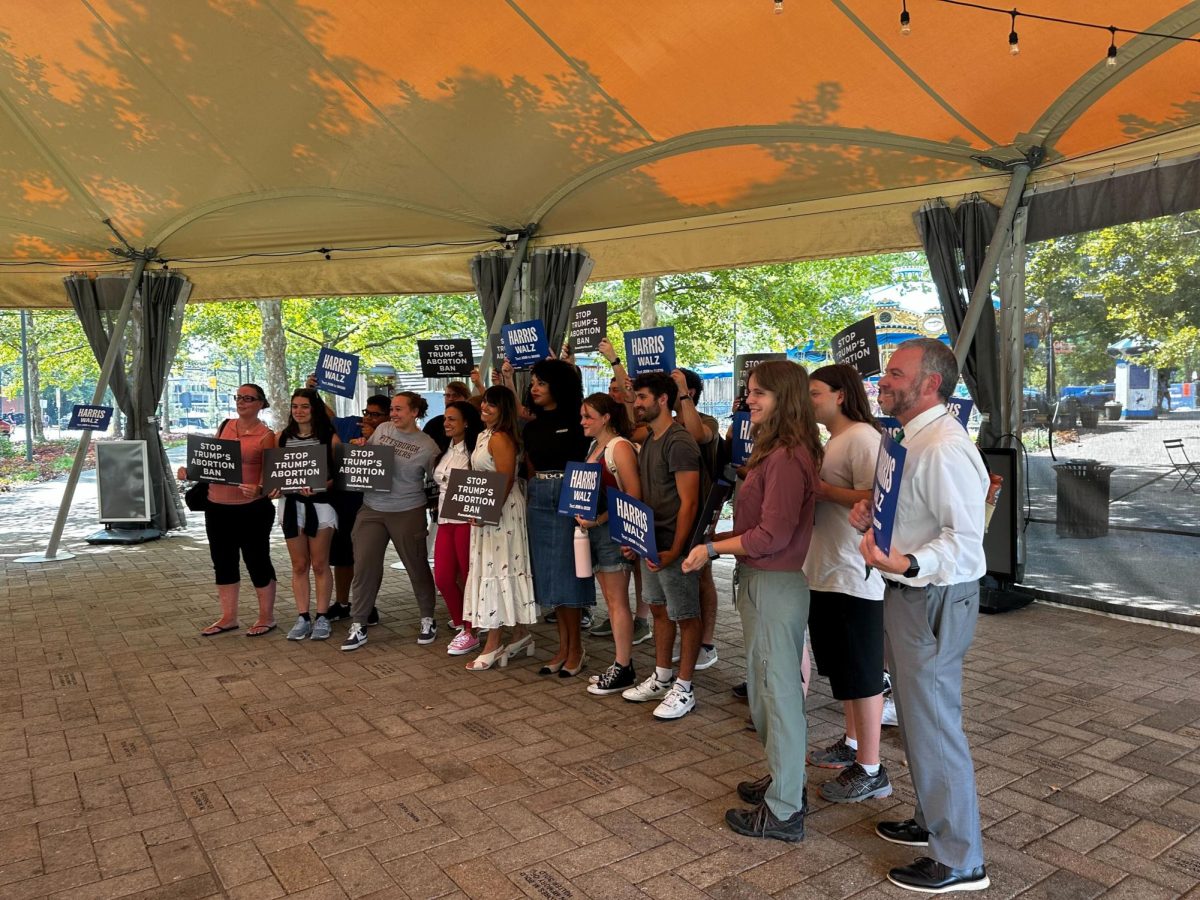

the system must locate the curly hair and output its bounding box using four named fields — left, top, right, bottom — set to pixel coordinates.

left=745, top=361, right=823, bottom=473
left=529, top=358, right=583, bottom=415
